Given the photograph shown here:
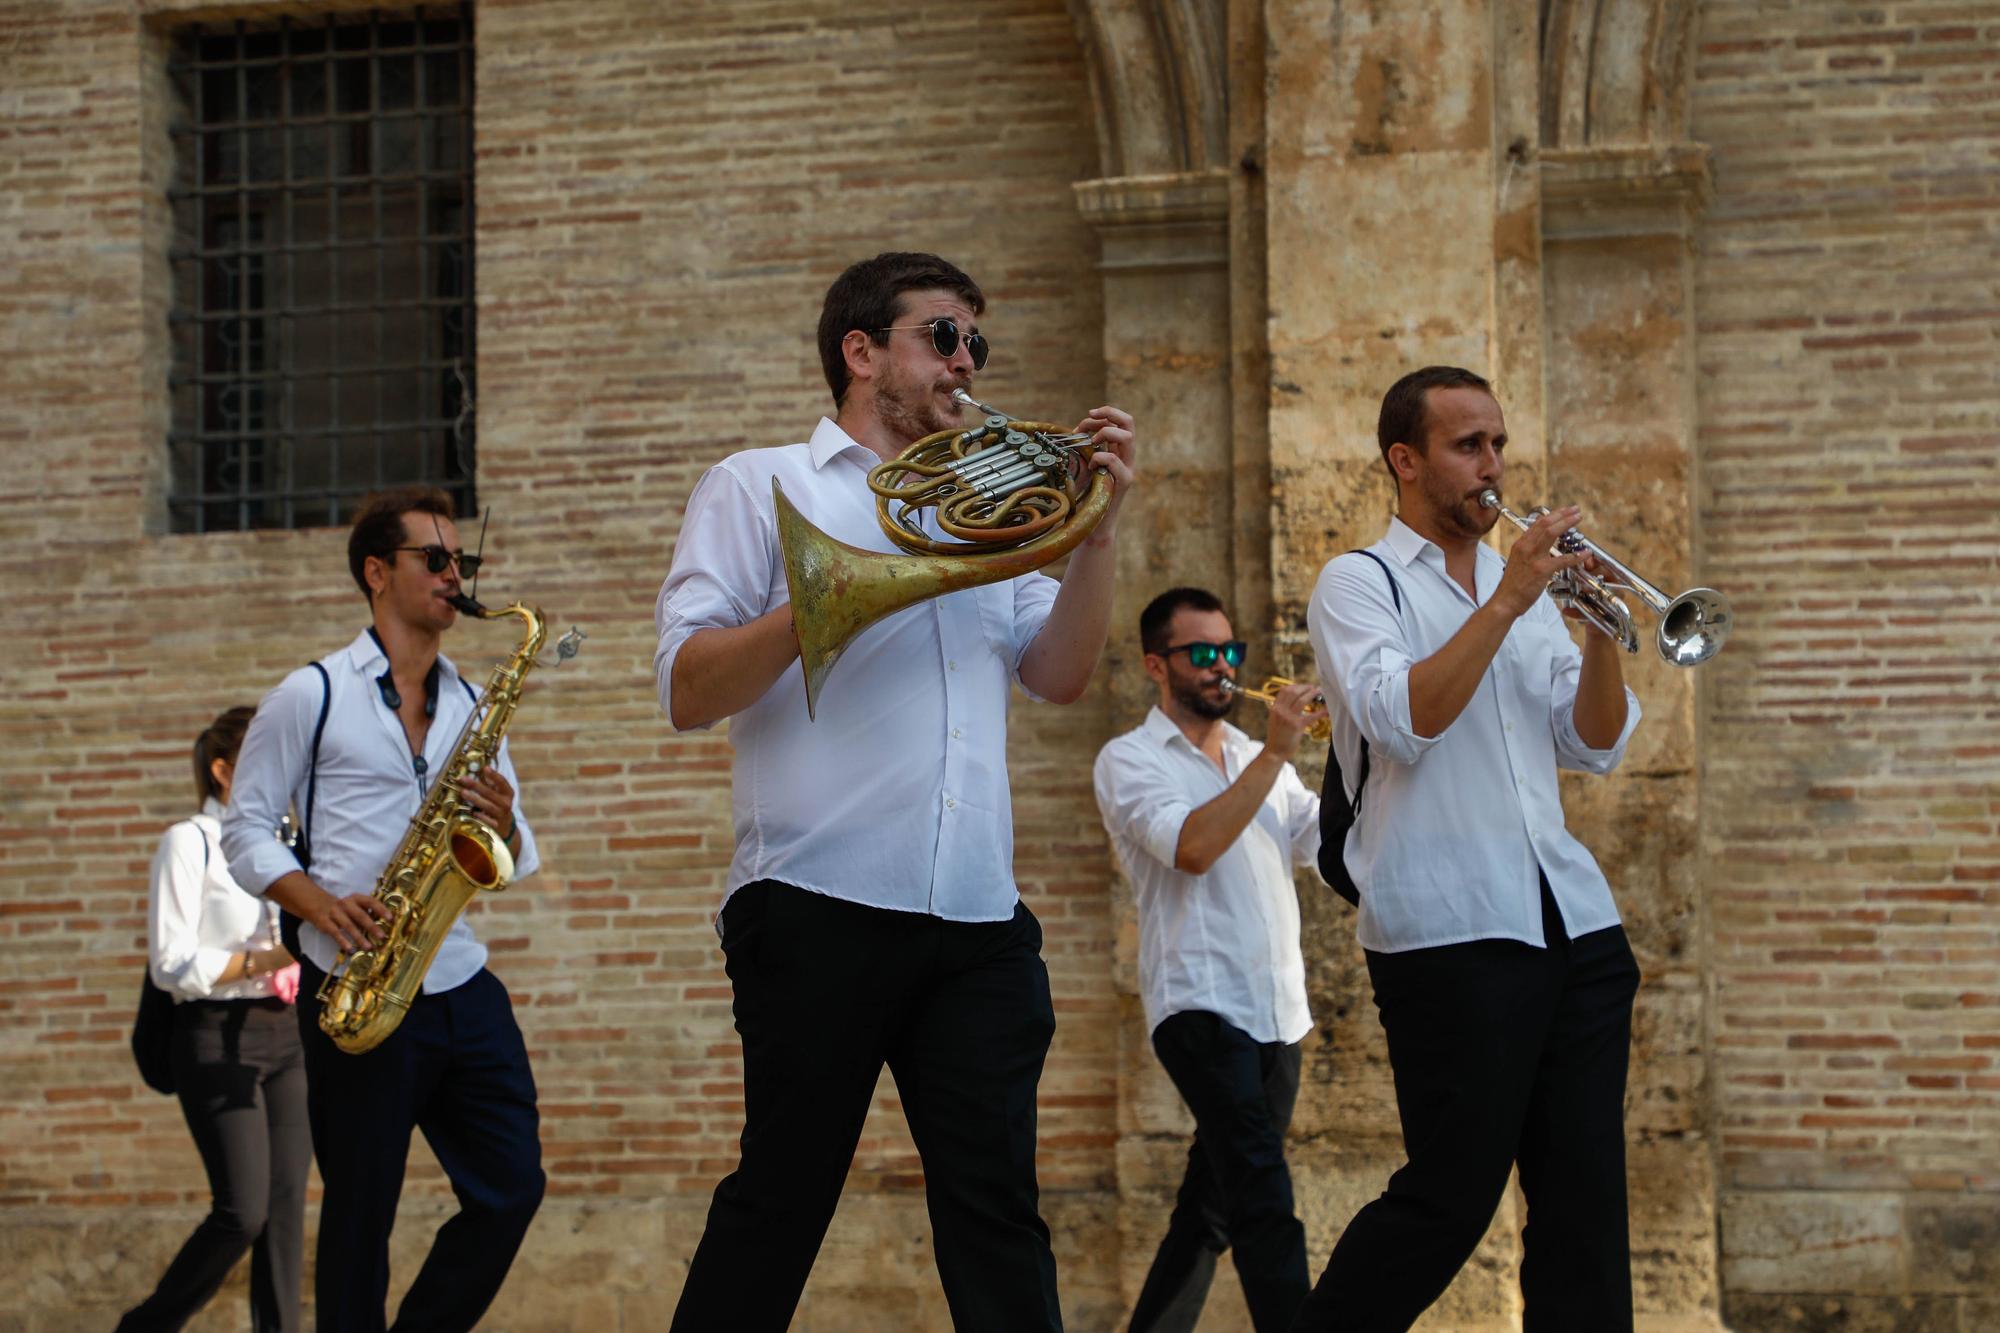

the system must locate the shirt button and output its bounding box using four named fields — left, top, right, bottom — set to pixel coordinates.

left=948, top=660, right=958, bottom=671
left=945, top=797, right=957, bottom=809
left=951, top=727, right=963, bottom=740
